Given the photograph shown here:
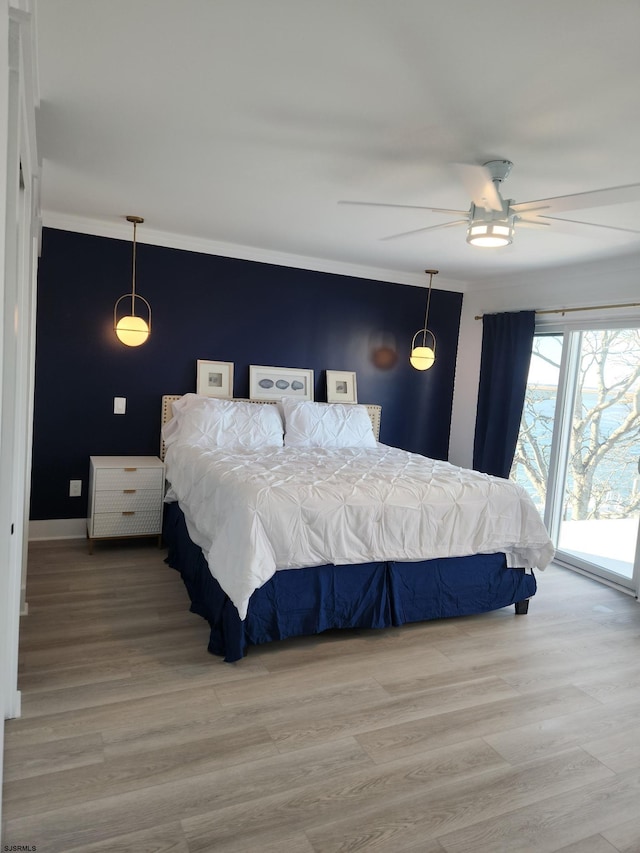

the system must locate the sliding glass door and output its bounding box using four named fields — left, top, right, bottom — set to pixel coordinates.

left=512, top=326, right=640, bottom=592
